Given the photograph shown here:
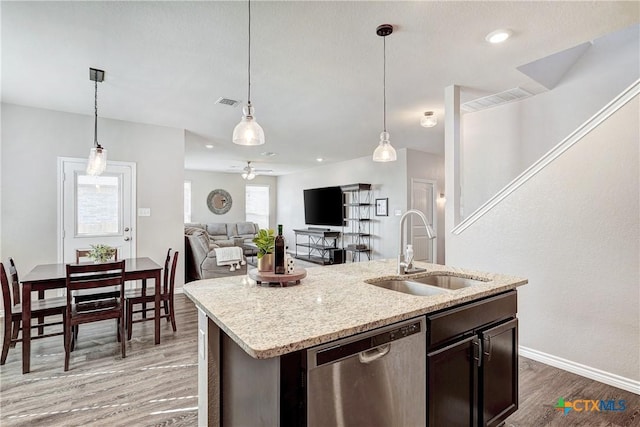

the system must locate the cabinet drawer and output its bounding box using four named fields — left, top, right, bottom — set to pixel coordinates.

left=427, top=291, right=516, bottom=349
